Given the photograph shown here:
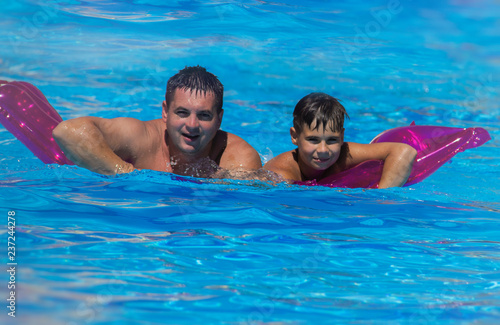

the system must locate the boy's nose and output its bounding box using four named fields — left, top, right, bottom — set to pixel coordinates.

left=317, top=141, right=328, bottom=153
